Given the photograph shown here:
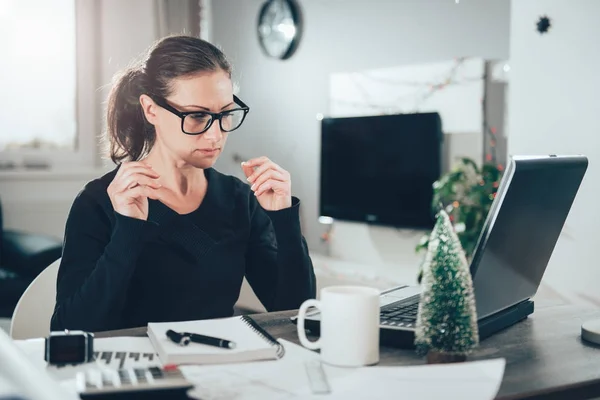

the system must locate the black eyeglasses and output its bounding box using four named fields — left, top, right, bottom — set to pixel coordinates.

left=152, top=95, right=250, bottom=135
